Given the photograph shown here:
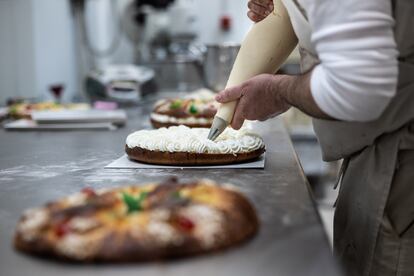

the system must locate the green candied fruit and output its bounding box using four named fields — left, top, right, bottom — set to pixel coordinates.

left=122, top=191, right=149, bottom=214
left=170, top=100, right=182, bottom=109
left=9, top=105, right=18, bottom=114
left=189, top=104, right=198, bottom=114
left=171, top=190, right=182, bottom=199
